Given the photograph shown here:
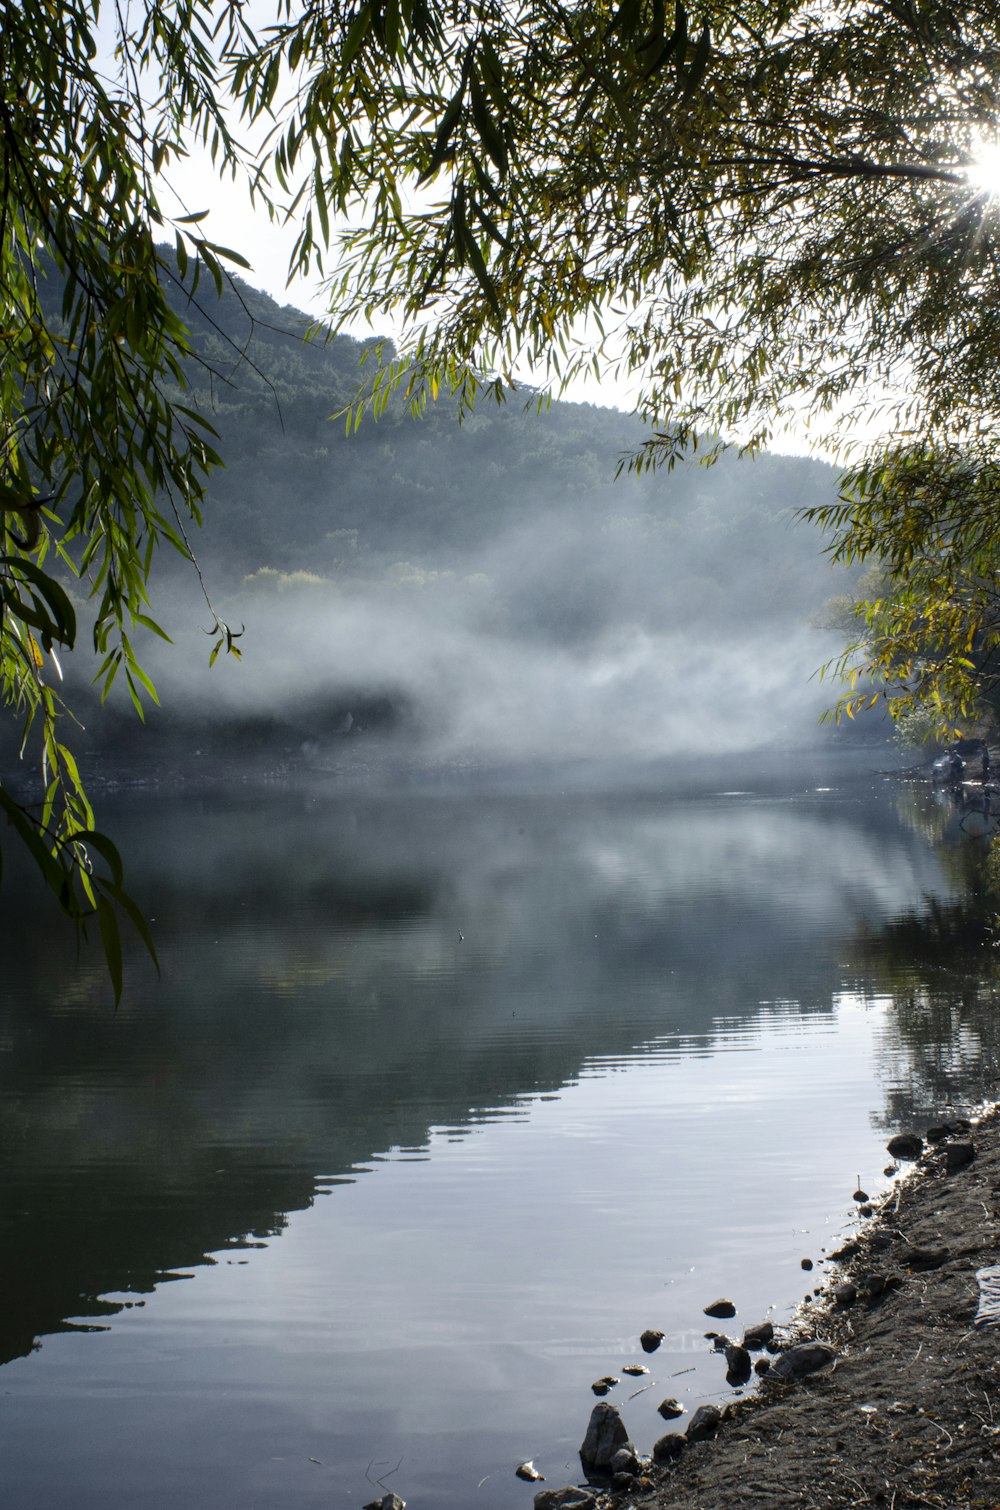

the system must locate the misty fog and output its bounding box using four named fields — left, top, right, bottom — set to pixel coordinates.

left=12, top=262, right=867, bottom=780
